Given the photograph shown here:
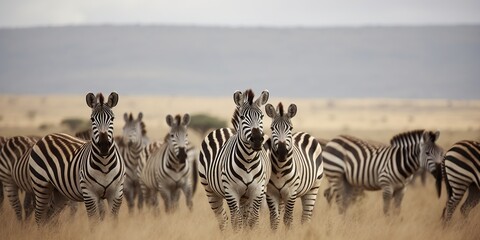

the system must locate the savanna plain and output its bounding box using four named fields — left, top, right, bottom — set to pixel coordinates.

left=1, top=94, right=479, bottom=240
